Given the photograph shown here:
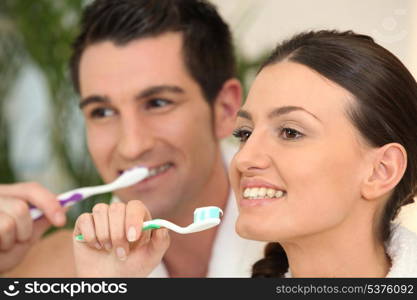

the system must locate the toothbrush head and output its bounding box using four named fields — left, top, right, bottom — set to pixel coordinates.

left=193, top=206, right=223, bottom=223
left=113, top=167, right=149, bottom=189
left=183, top=206, right=223, bottom=233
